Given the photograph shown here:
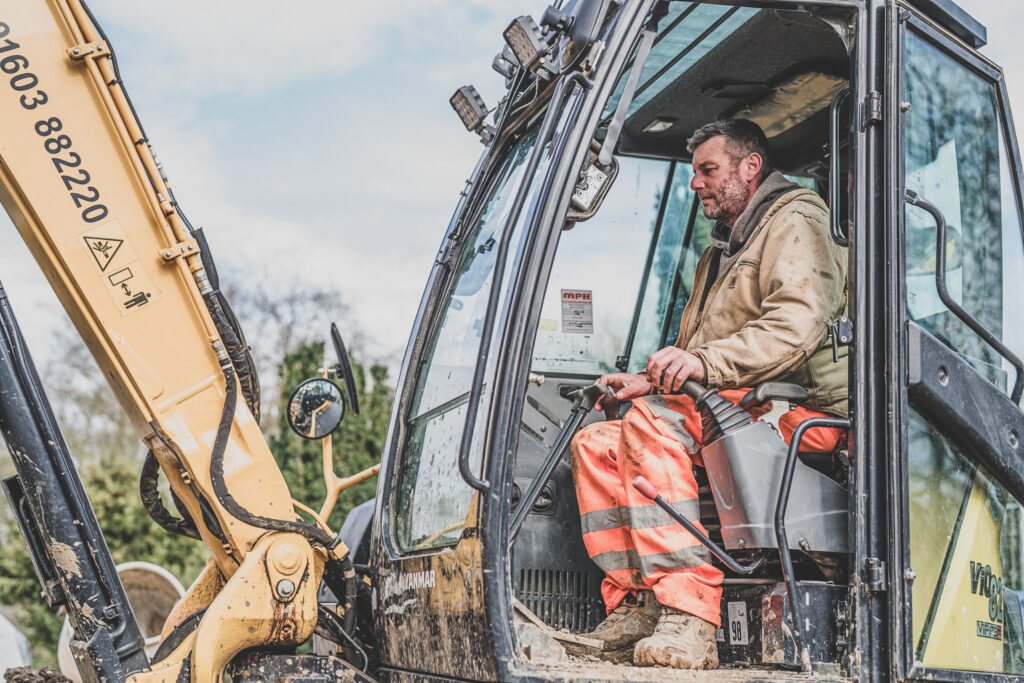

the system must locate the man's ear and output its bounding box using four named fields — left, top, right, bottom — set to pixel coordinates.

left=741, top=153, right=764, bottom=183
